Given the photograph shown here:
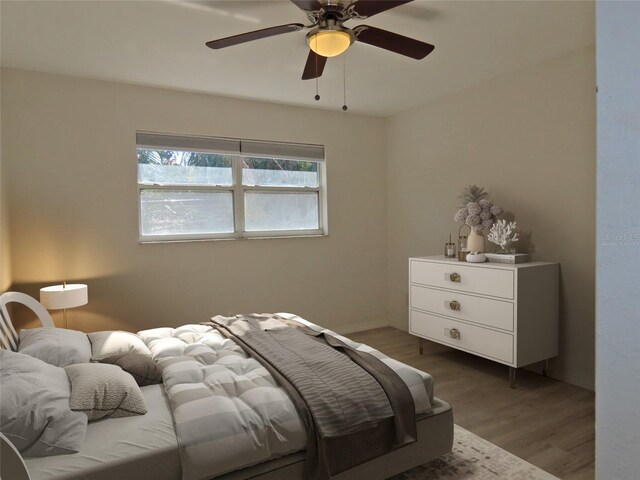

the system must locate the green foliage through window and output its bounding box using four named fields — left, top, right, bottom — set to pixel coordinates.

left=242, top=157, right=317, bottom=173
left=137, top=149, right=231, bottom=168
